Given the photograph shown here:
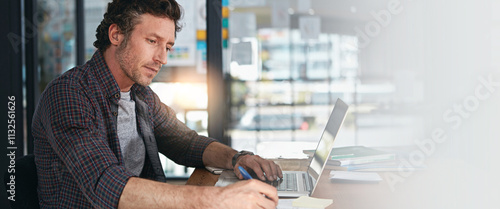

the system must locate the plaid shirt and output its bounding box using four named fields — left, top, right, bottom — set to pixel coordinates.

left=32, top=51, right=216, bottom=208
